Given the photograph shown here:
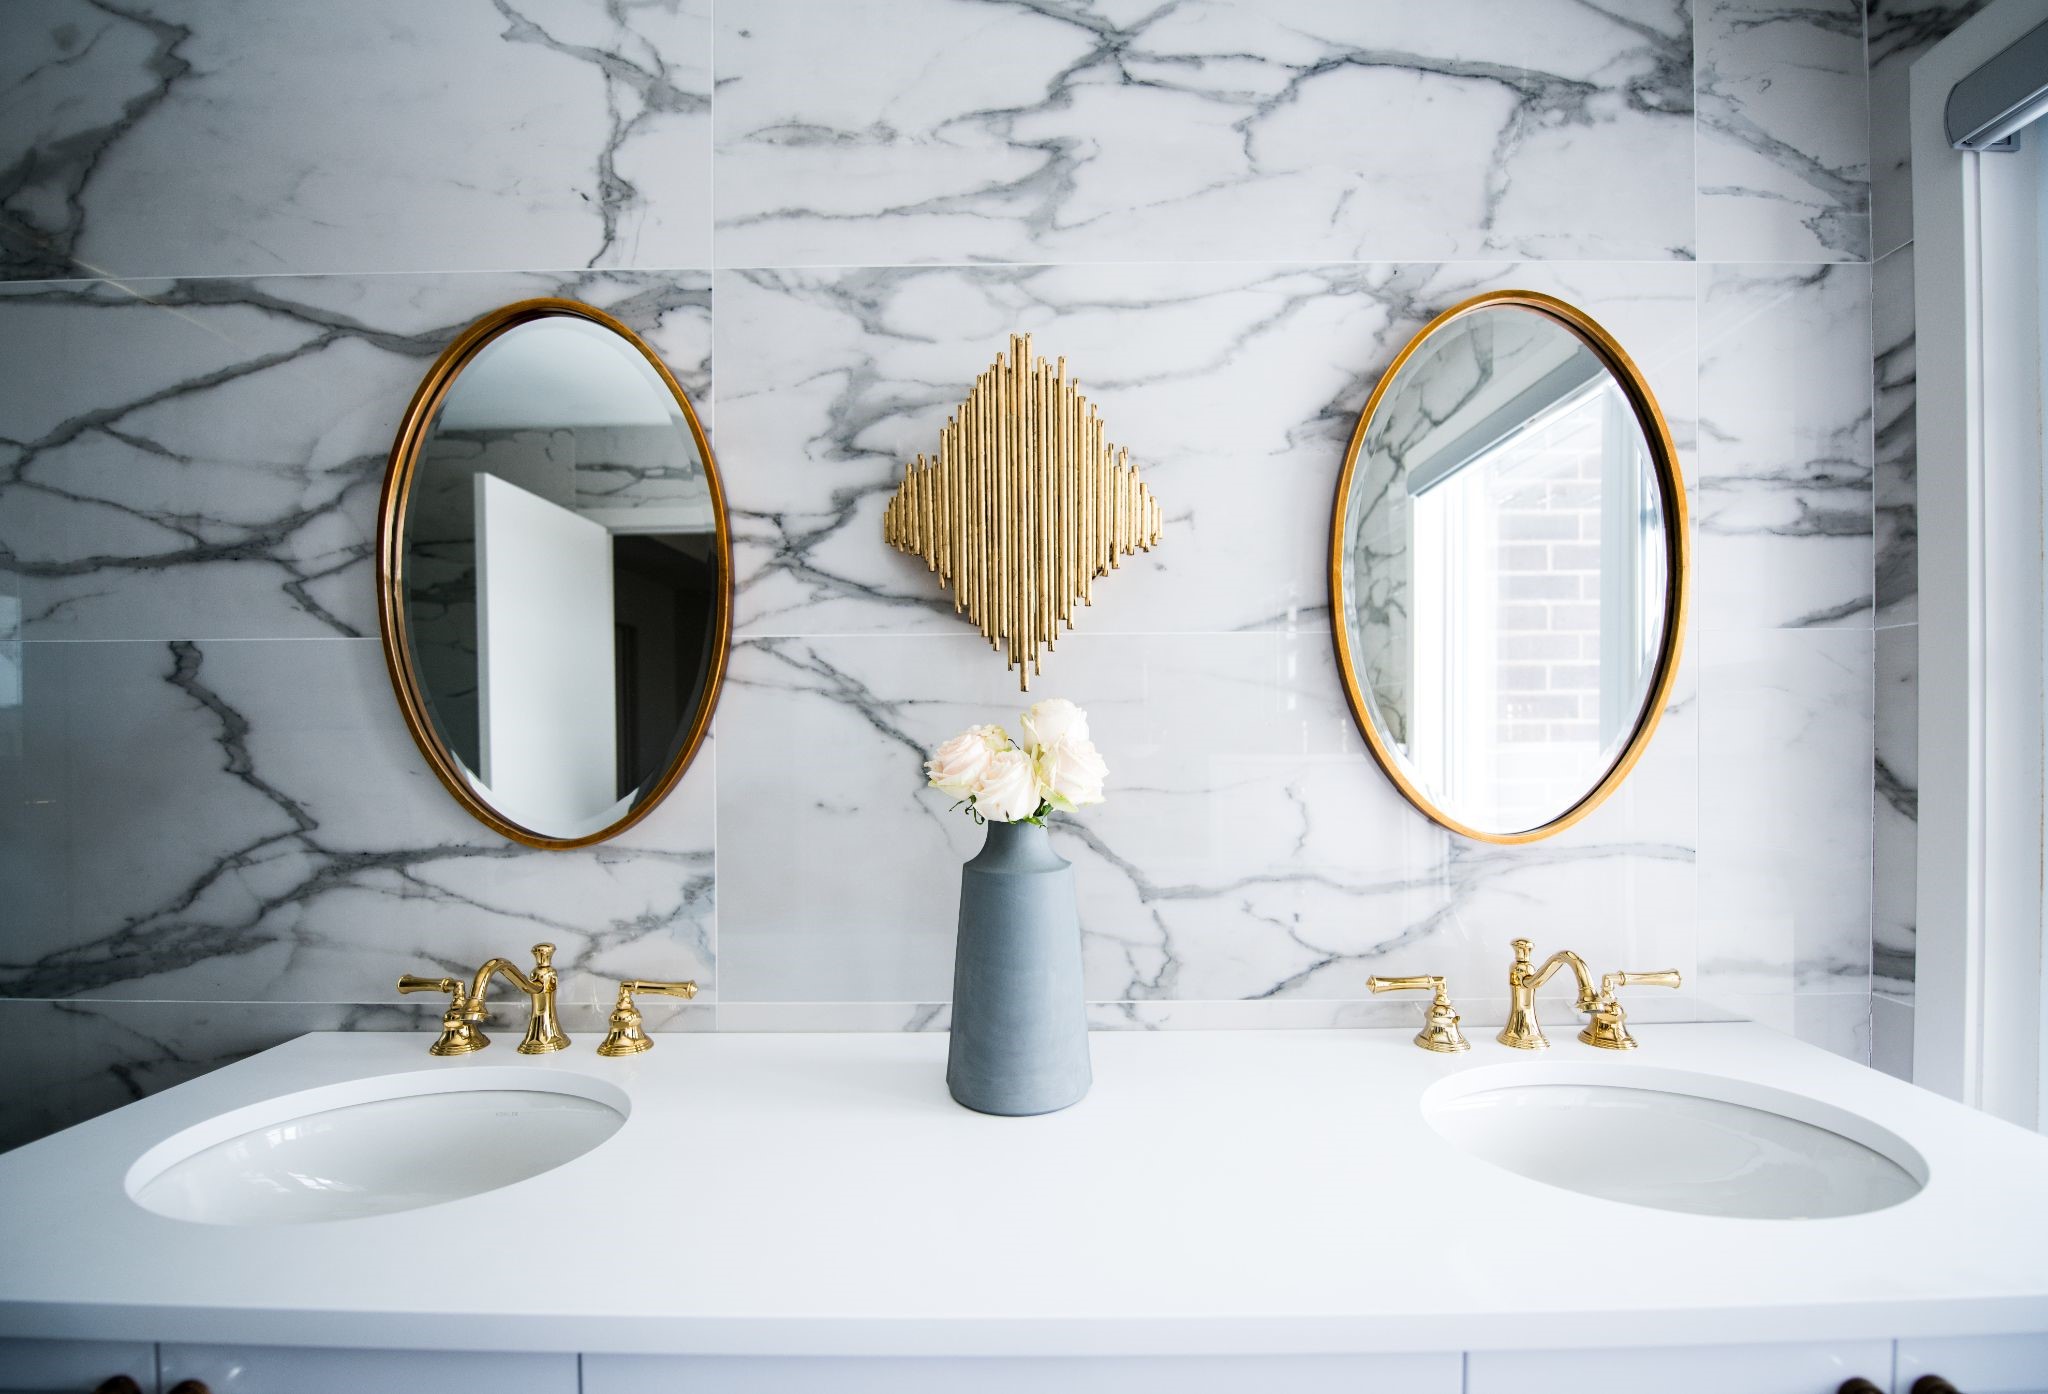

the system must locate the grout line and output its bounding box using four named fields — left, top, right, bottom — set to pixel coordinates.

left=2, top=256, right=1889, bottom=294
